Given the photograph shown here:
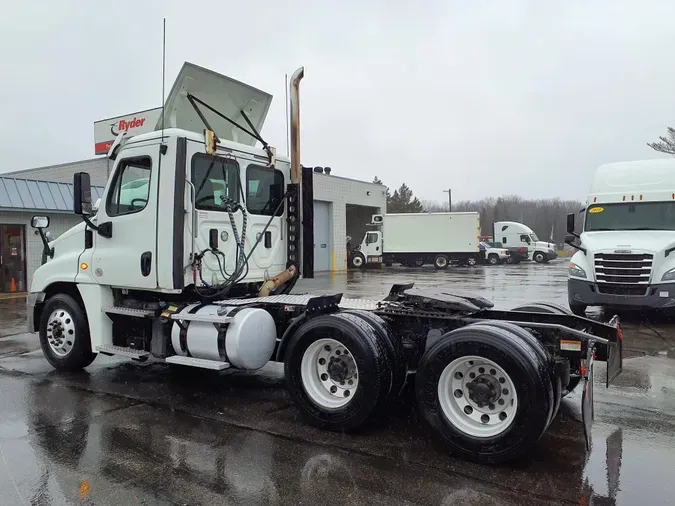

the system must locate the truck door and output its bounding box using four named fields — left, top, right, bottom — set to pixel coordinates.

left=89, top=146, right=158, bottom=289
left=243, top=163, right=286, bottom=273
